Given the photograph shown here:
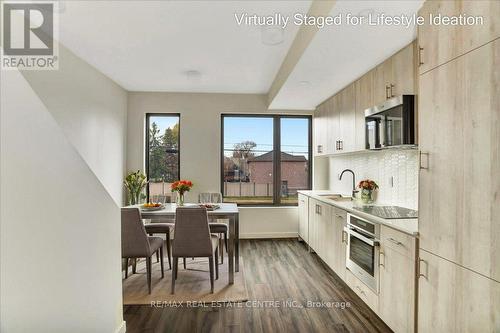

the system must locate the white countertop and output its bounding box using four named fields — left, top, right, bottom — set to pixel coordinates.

left=298, top=190, right=418, bottom=236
